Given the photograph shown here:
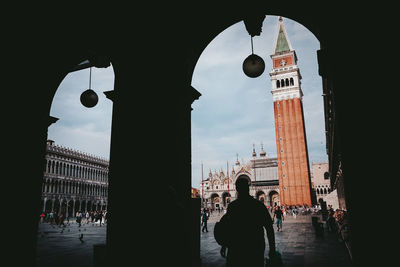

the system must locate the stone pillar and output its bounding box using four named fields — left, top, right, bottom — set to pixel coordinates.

left=59, top=200, right=62, bottom=215
left=42, top=197, right=47, bottom=212
left=72, top=199, right=76, bottom=217
left=51, top=199, right=55, bottom=212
